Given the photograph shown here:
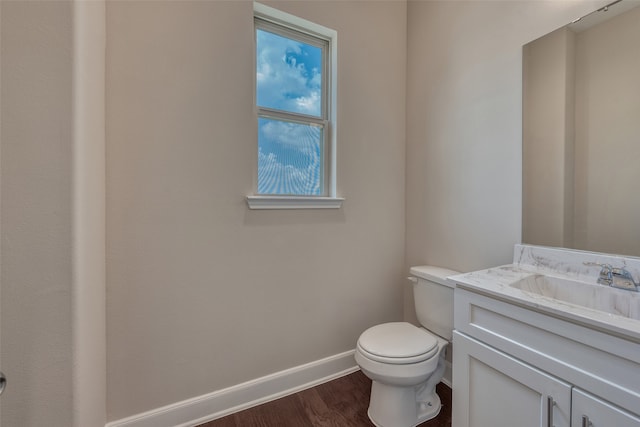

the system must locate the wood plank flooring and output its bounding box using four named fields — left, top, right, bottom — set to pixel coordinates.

left=198, top=370, right=451, bottom=427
